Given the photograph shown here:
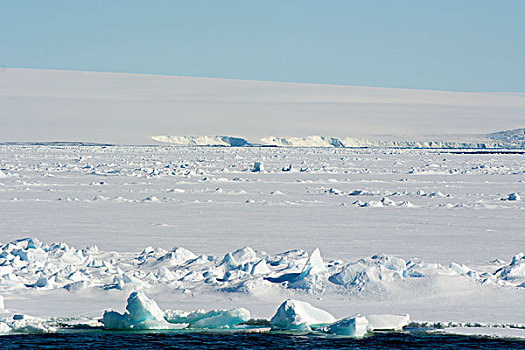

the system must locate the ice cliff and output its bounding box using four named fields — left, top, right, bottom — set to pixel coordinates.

left=153, top=128, right=525, bottom=149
